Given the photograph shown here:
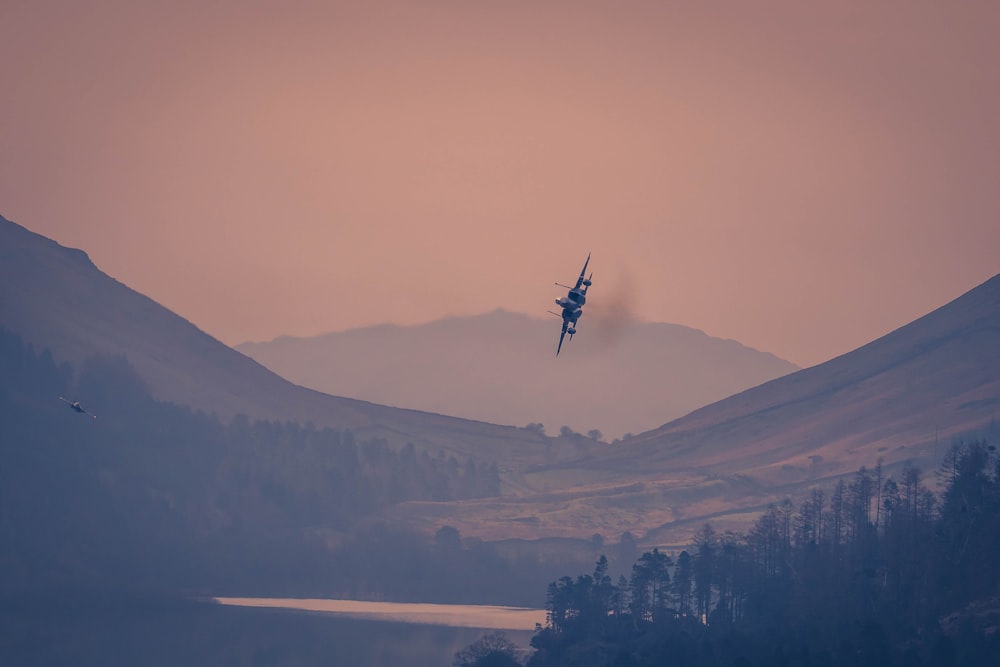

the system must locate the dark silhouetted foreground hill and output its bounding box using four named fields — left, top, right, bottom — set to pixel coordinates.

left=0, top=326, right=591, bottom=602
left=236, top=311, right=797, bottom=440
